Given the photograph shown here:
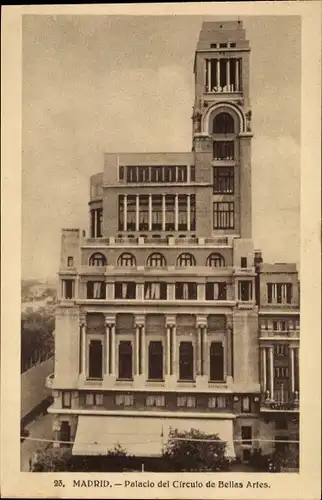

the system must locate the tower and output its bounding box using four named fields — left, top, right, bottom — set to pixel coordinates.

left=192, top=20, right=253, bottom=238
